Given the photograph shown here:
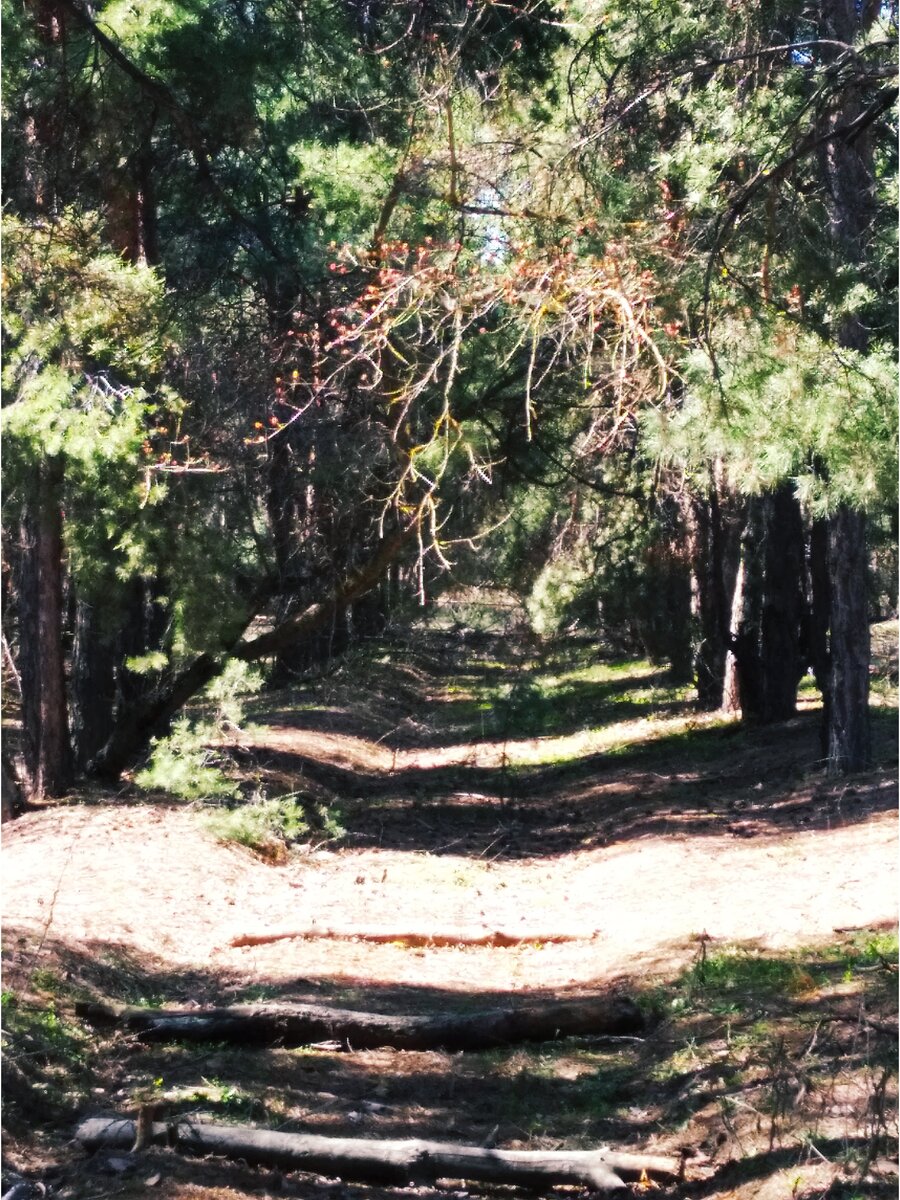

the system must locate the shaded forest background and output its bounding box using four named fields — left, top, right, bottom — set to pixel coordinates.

left=2, top=0, right=897, bottom=803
